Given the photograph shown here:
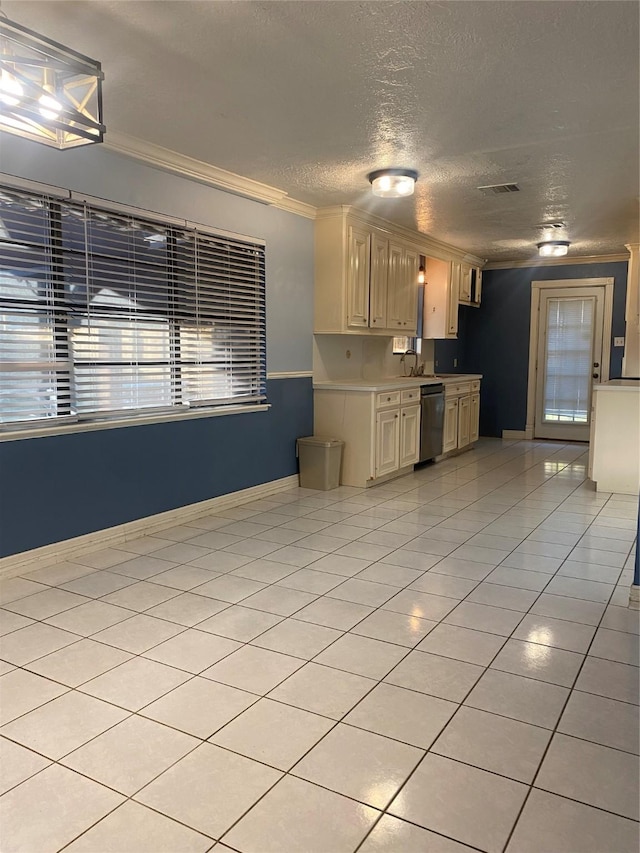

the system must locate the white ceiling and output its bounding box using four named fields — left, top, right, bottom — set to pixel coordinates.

left=4, top=0, right=639, bottom=261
